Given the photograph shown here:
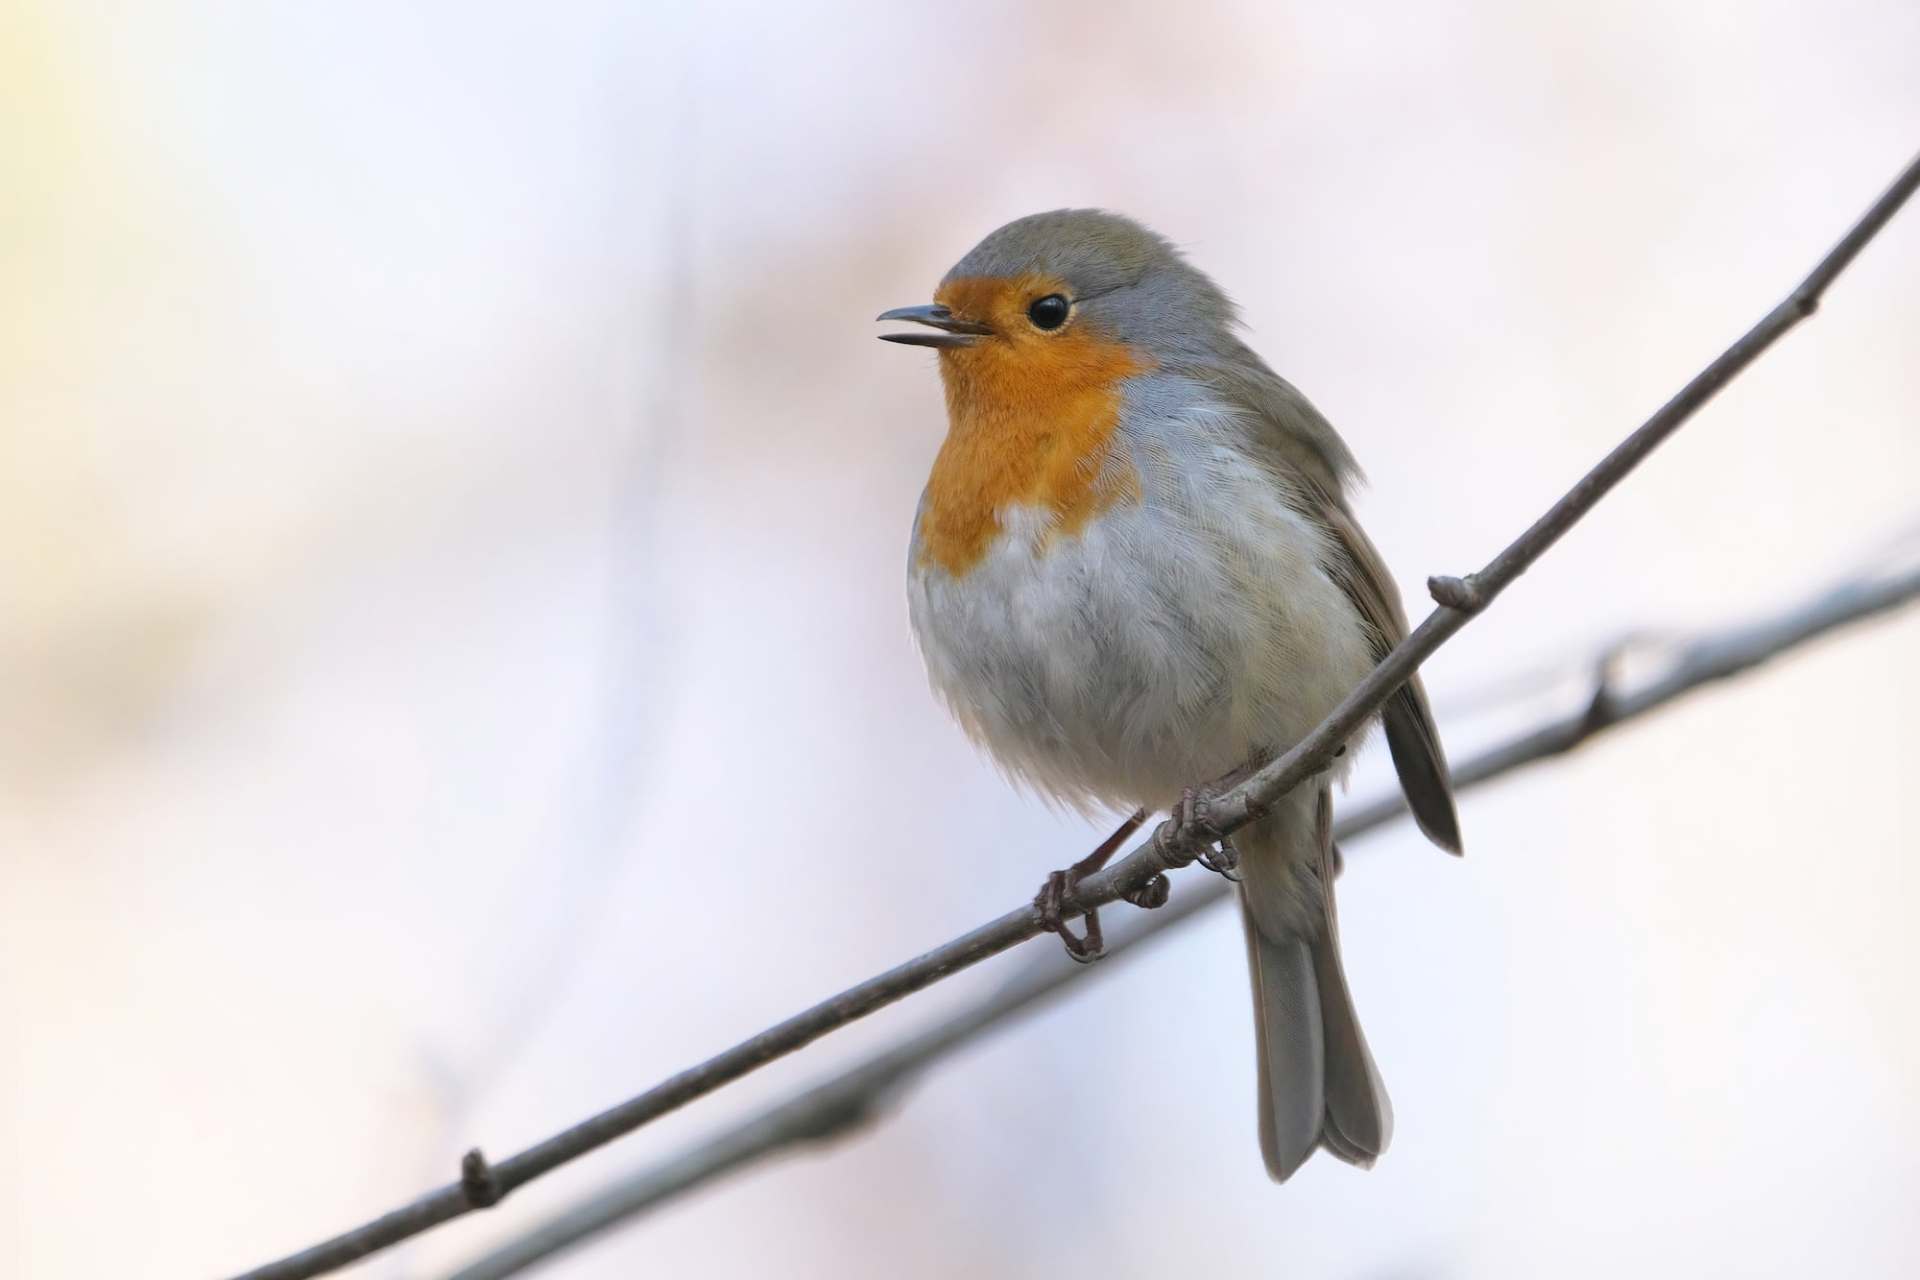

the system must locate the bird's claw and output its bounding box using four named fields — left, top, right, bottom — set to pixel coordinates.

left=1032, top=808, right=1166, bottom=962
left=1168, top=785, right=1241, bottom=880
left=1197, top=835, right=1243, bottom=882
left=1123, top=872, right=1171, bottom=909
left=1035, top=869, right=1104, bottom=963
